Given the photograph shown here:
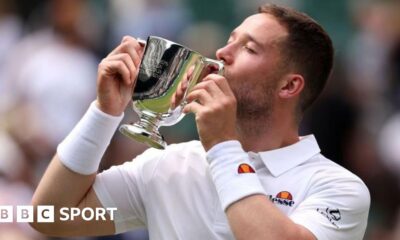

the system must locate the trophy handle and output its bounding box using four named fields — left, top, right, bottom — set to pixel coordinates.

left=204, top=58, right=224, bottom=76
